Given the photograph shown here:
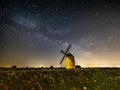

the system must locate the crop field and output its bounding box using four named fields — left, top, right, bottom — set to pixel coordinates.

left=0, top=68, right=120, bottom=90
